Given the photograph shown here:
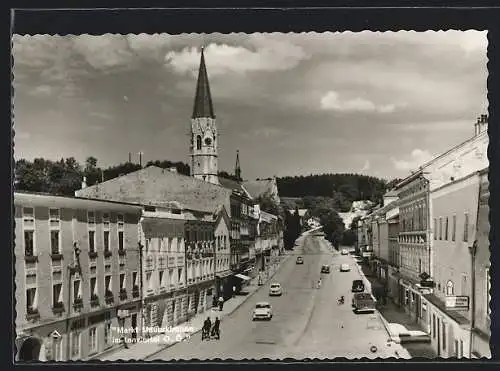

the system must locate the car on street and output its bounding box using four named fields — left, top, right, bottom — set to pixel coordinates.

left=253, top=302, right=273, bottom=321
left=341, top=249, right=348, bottom=255
left=352, top=293, right=376, bottom=313
left=351, top=279, right=365, bottom=293
left=340, top=263, right=350, bottom=272
left=269, top=283, right=282, bottom=296
left=321, top=264, right=330, bottom=274
left=296, top=256, right=304, bottom=264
